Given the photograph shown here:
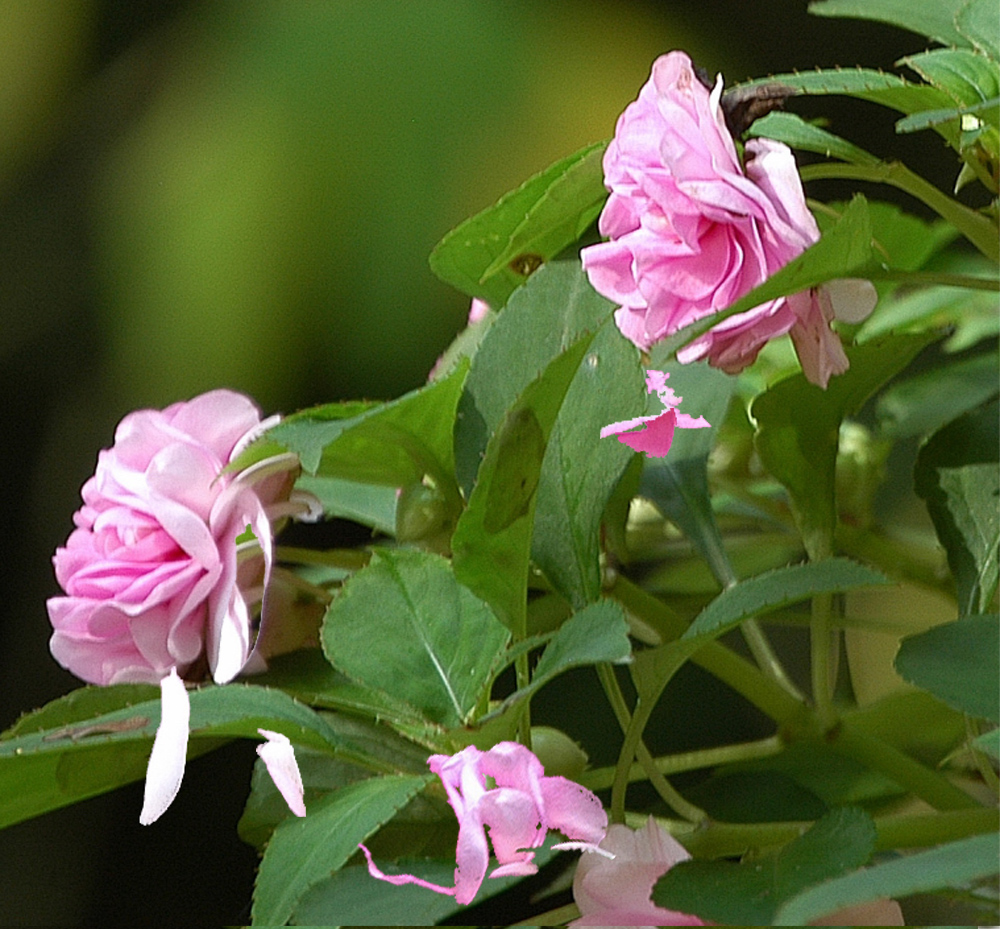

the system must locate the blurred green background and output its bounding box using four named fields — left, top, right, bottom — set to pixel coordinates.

left=0, top=1, right=959, bottom=925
